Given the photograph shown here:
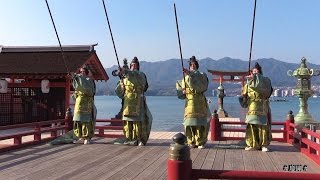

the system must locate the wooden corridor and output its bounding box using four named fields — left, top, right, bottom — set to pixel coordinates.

left=0, top=130, right=320, bottom=180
